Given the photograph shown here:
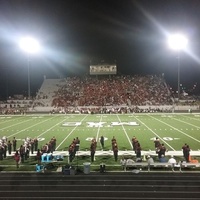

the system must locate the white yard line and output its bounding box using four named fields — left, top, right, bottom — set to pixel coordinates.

left=7, top=116, right=58, bottom=138
left=116, top=114, right=133, bottom=149
left=56, top=114, right=89, bottom=150
left=185, top=115, right=200, bottom=122
left=0, top=116, right=26, bottom=125
left=172, top=117, right=200, bottom=129
left=149, top=115, right=200, bottom=143
left=133, top=114, right=176, bottom=151
left=95, top=115, right=103, bottom=143
left=0, top=118, right=33, bottom=131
